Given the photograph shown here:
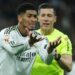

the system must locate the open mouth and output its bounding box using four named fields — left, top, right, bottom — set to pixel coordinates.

left=43, top=23, right=49, bottom=25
